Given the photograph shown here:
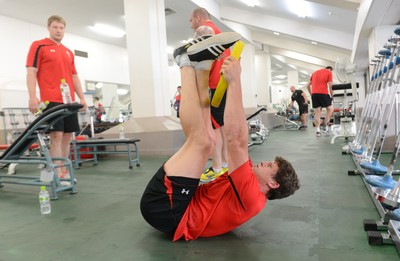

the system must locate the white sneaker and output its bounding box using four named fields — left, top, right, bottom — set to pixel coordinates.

left=187, top=32, right=241, bottom=62
left=59, top=173, right=77, bottom=184
left=60, top=181, right=71, bottom=187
